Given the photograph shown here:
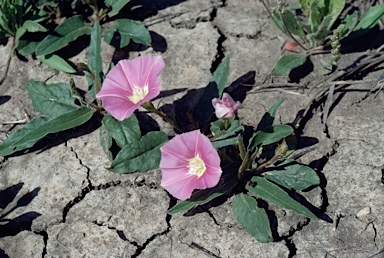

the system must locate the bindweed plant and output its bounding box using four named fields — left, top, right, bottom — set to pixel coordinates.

left=0, top=23, right=328, bottom=243
left=0, top=0, right=150, bottom=76
left=265, top=0, right=384, bottom=75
